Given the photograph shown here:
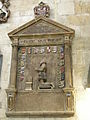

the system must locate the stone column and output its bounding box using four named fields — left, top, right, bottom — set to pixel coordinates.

left=64, top=35, right=73, bottom=88
left=6, top=37, right=18, bottom=111
left=9, top=37, right=18, bottom=90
